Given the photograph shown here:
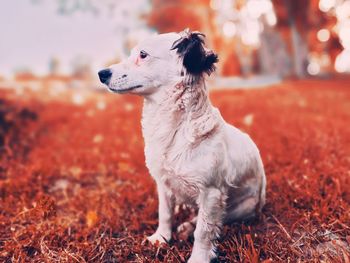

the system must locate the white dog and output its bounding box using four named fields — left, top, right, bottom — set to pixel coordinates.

left=98, top=29, right=266, bottom=263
